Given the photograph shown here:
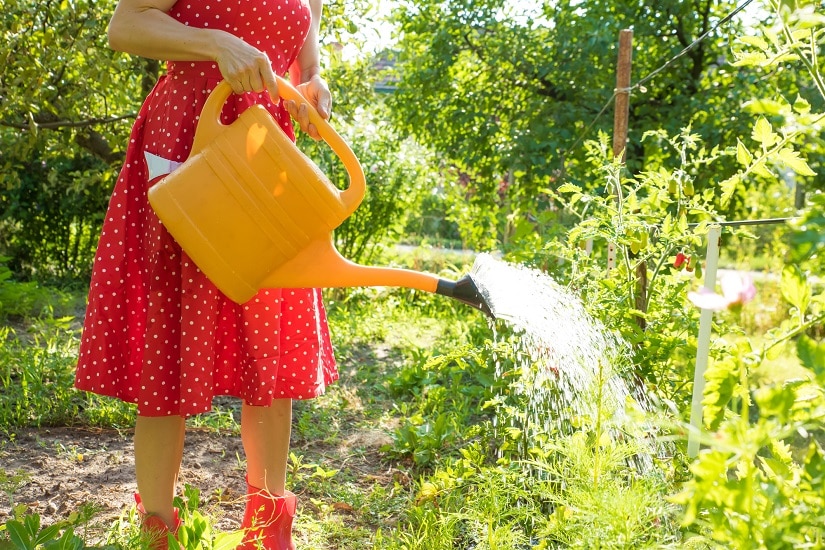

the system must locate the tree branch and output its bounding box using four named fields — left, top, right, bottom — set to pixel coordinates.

left=1, top=114, right=136, bottom=130
left=75, top=128, right=124, bottom=164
